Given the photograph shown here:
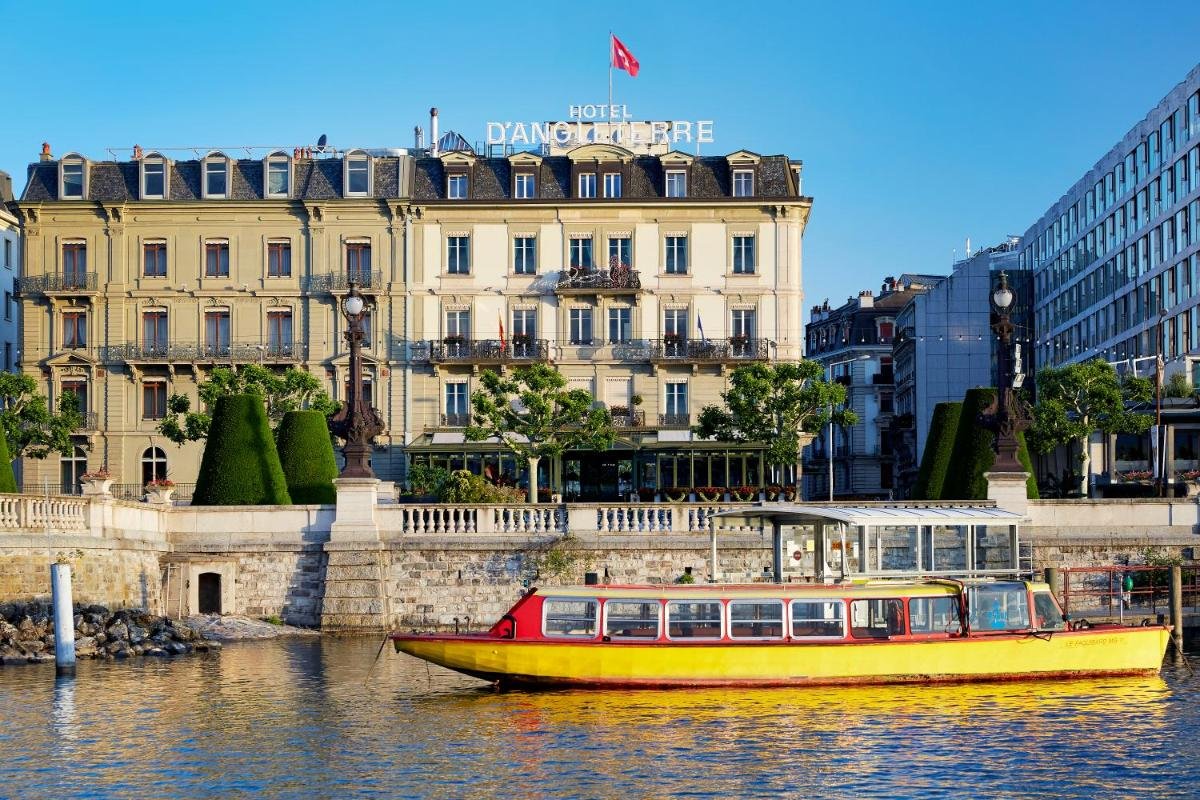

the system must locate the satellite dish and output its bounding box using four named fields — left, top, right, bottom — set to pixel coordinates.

left=317, top=134, right=328, bottom=149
